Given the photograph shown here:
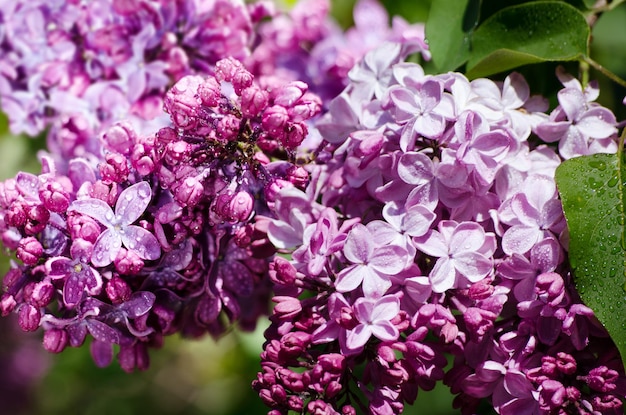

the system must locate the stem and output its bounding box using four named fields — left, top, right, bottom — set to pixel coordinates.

left=584, top=56, right=626, bottom=89
left=580, top=59, right=590, bottom=90
left=595, top=0, right=626, bottom=12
